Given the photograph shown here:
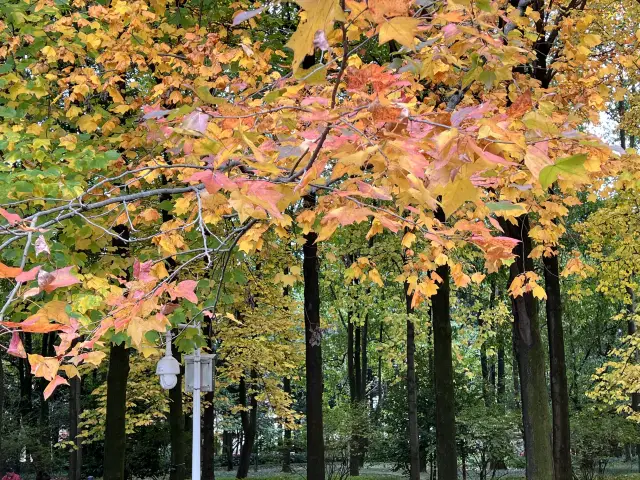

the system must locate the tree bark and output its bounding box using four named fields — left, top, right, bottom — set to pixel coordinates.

left=432, top=232, right=457, bottom=480
left=501, top=216, right=553, bottom=480
left=236, top=374, right=258, bottom=479
left=69, top=374, right=82, bottom=480
left=282, top=378, right=292, bottom=473
left=203, top=391, right=215, bottom=480
left=405, top=282, right=421, bottom=480
left=223, top=431, right=233, bottom=471
left=303, top=193, right=325, bottom=480
left=544, top=252, right=572, bottom=480
left=103, top=342, right=130, bottom=480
